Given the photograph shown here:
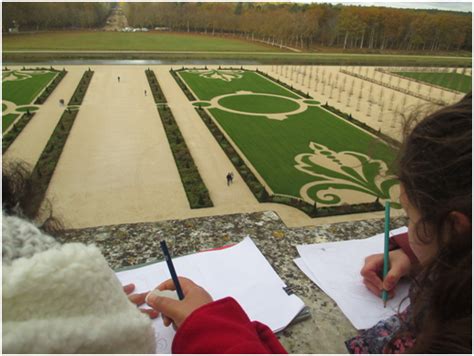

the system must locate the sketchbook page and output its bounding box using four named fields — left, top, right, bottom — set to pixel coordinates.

left=193, top=236, right=305, bottom=332
left=116, top=236, right=305, bottom=352
left=296, top=227, right=410, bottom=330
